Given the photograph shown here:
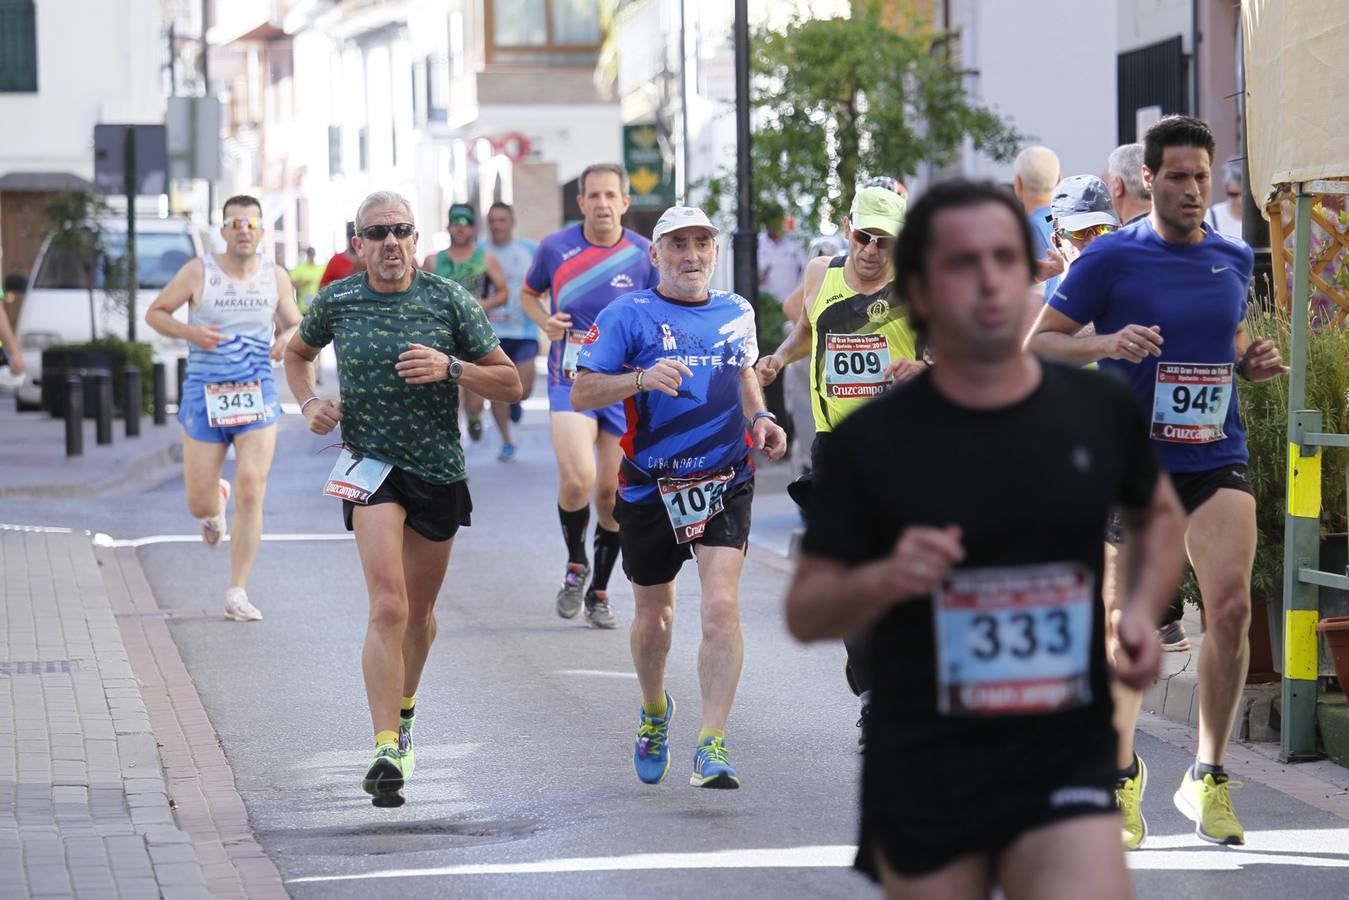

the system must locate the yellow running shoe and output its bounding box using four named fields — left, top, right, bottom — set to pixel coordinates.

left=1173, top=769, right=1245, bottom=845
left=1116, top=754, right=1147, bottom=850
